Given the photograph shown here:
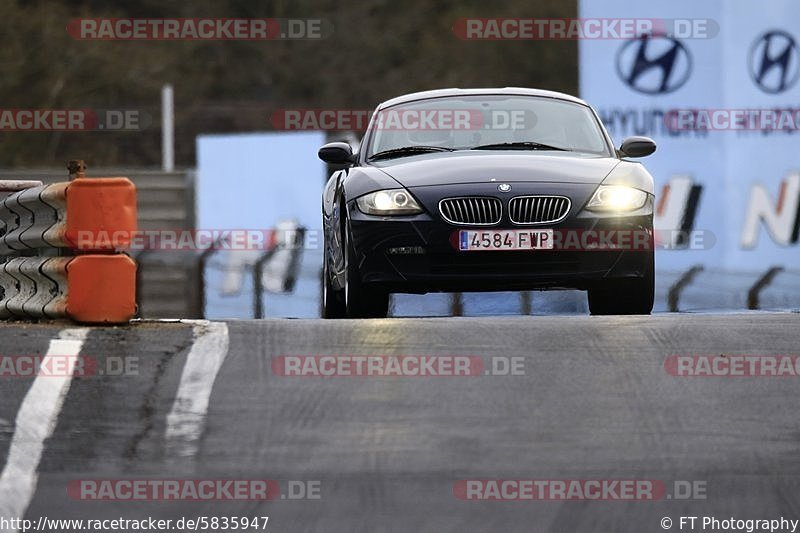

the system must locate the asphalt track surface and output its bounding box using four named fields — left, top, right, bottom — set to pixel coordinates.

left=1, top=313, right=800, bottom=533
